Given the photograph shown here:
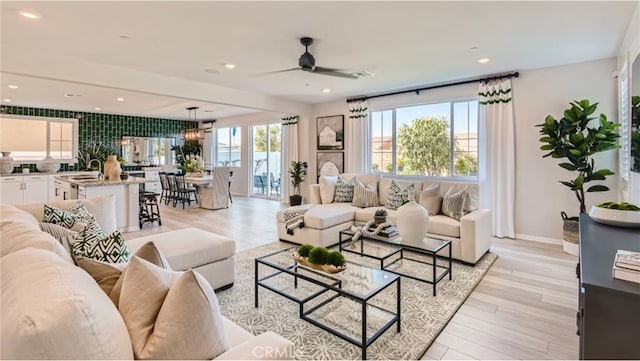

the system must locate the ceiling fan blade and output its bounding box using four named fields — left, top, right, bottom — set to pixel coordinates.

left=313, top=67, right=358, bottom=79
left=254, top=67, right=300, bottom=76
